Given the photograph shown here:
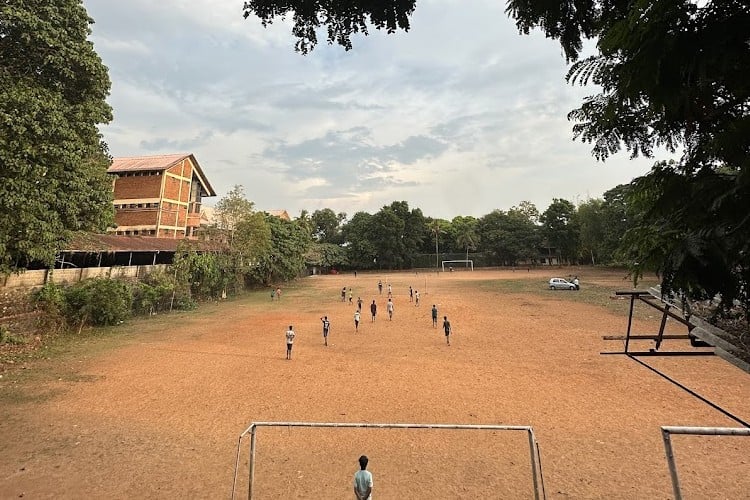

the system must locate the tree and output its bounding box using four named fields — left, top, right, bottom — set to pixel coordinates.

left=576, top=198, right=605, bottom=265
left=342, top=211, right=377, bottom=270
left=242, top=0, right=417, bottom=54
left=1, top=0, right=114, bottom=273
left=214, top=185, right=256, bottom=241
left=451, top=216, right=479, bottom=261
left=540, top=199, right=579, bottom=264
left=252, top=215, right=312, bottom=284
left=311, top=208, right=346, bottom=244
